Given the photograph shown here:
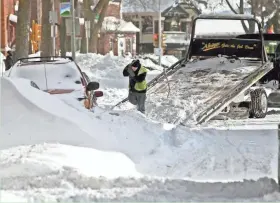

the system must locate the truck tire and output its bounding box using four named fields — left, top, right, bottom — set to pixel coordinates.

left=250, top=88, right=268, bottom=118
